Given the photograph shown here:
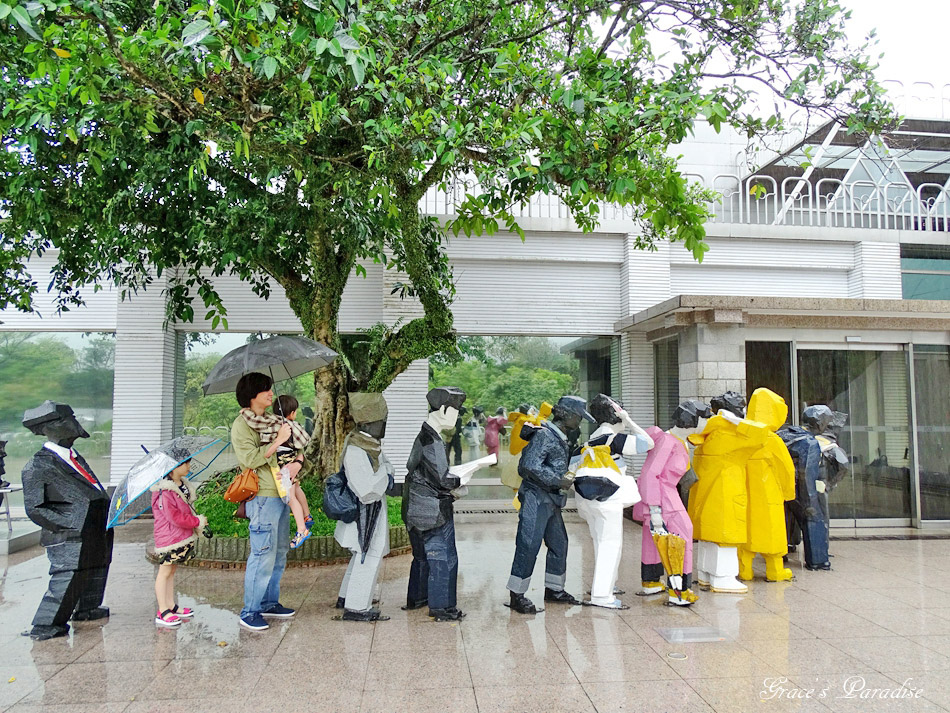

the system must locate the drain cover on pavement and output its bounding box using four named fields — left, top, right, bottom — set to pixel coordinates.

left=655, top=626, right=730, bottom=643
